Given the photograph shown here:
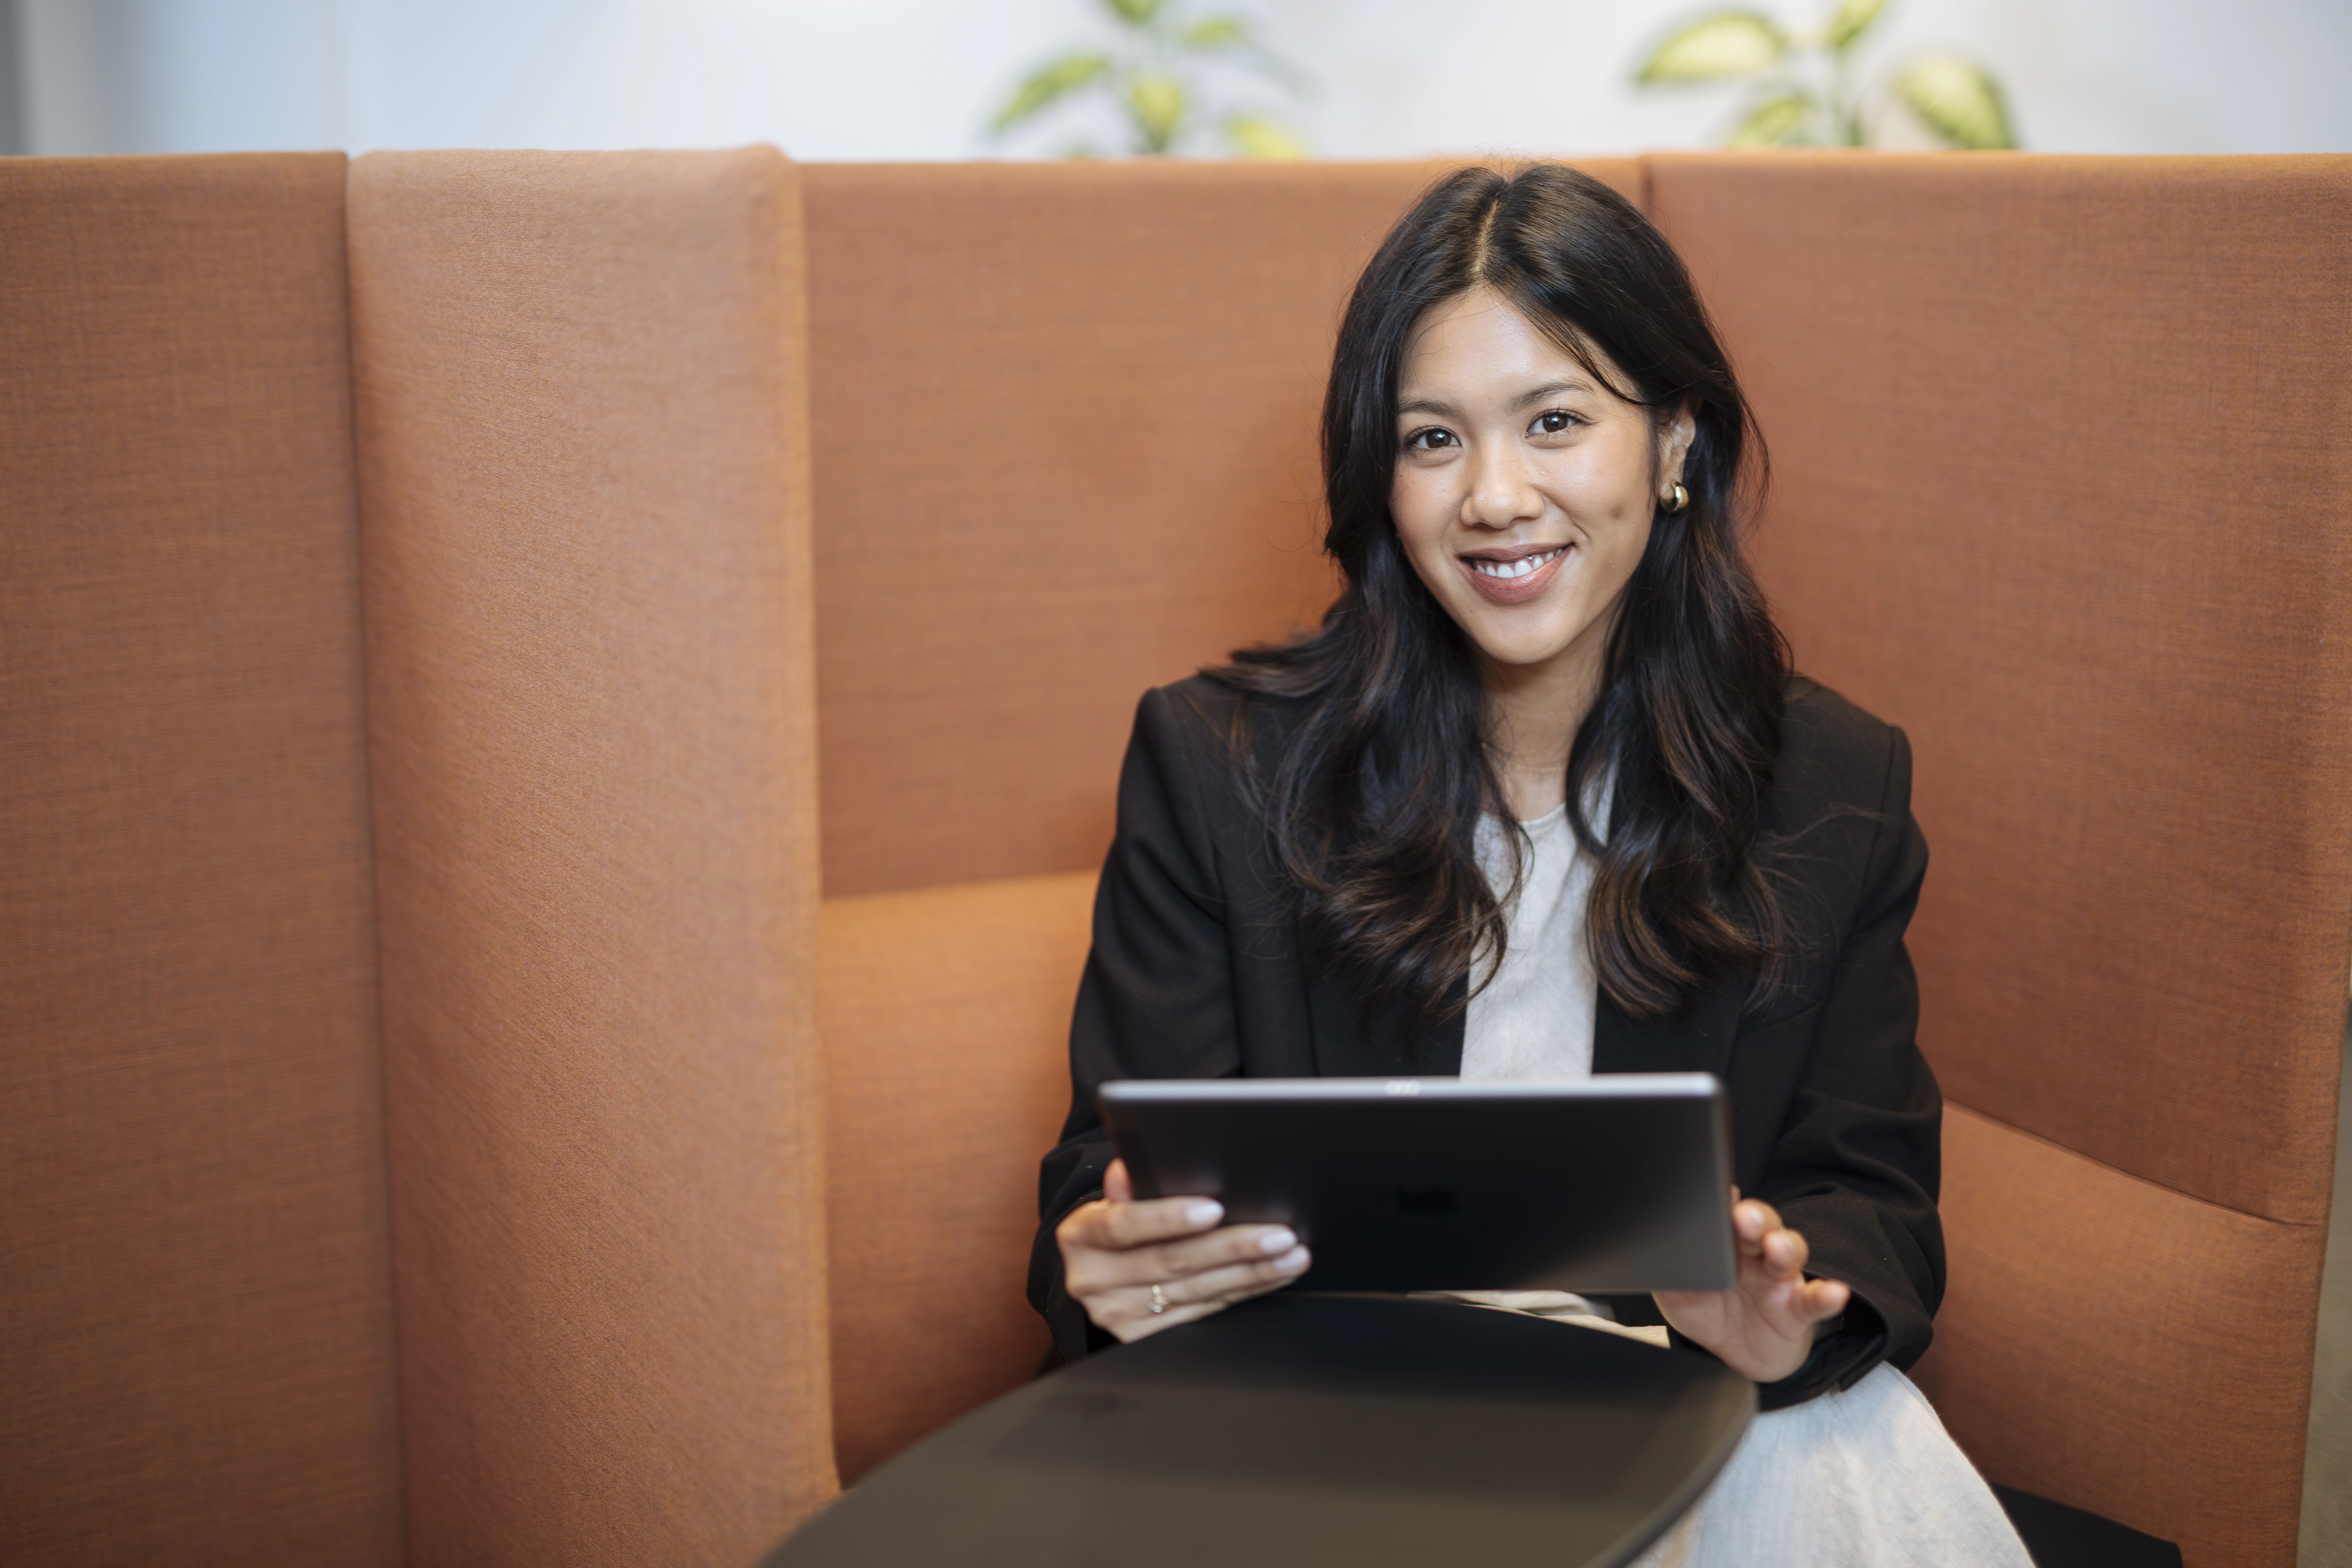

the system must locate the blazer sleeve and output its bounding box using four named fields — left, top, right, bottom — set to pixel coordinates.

left=1027, top=686, right=1242, bottom=1364
left=1744, top=722, right=1944, bottom=1410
